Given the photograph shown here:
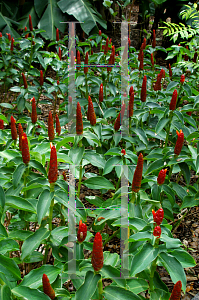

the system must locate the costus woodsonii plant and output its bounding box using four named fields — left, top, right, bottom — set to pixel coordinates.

left=48, top=111, right=55, bottom=141
left=169, top=280, right=182, bottom=300
left=132, top=153, right=143, bottom=193
left=91, top=232, right=104, bottom=272
left=76, top=102, right=83, bottom=135
left=31, top=97, right=37, bottom=124
left=42, top=274, right=55, bottom=299
left=77, top=220, right=87, bottom=243
left=48, top=144, right=58, bottom=184
left=22, top=133, right=30, bottom=165
left=157, top=169, right=167, bottom=185
left=10, top=116, right=17, bottom=140
left=169, top=89, right=178, bottom=111
left=174, top=130, right=184, bottom=156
